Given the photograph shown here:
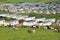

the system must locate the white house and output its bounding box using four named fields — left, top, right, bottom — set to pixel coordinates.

left=0, top=13, right=7, bottom=17
left=38, top=18, right=55, bottom=26
left=6, top=14, right=12, bottom=18
left=4, top=22, right=9, bottom=26
left=24, top=17, right=35, bottom=21
left=38, top=21, right=53, bottom=26
left=23, top=21, right=37, bottom=27
left=56, top=4, right=60, bottom=13
left=4, top=20, right=19, bottom=26
left=44, top=18, right=55, bottom=23
left=5, top=14, right=17, bottom=18
left=9, top=20, right=19, bottom=25
left=39, top=10, right=43, bottom=14
left=42, top=21, right=52, bottom=26
left=9, top=14, right=17, bottom=19
left=52, top=10, right=56, bottom=14
left=45, top=10, right=50, bottom=14
left=35, top=18, right=46, bottom=22
left=15, top=15, right=28, bottom=20
left=8, top=6, right=18, bottom=12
